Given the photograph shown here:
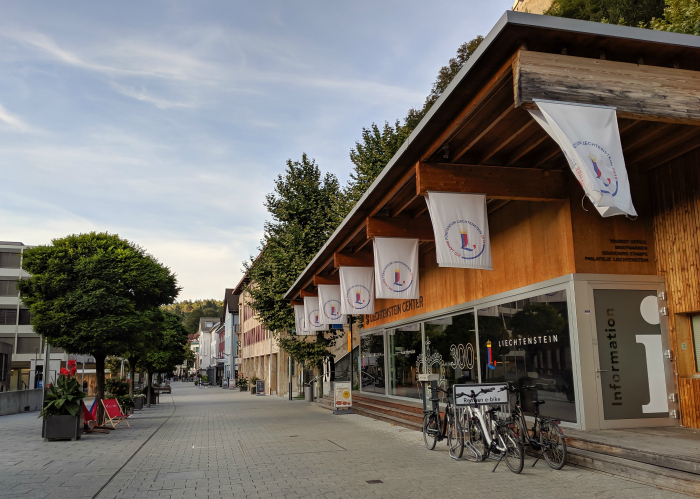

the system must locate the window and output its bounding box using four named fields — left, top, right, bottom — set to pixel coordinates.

left=0, top=353, right=8, bottom=381
left=18, top=309, right=31, bottom=325
left=0, top=252, right=21, bottom=269
left=692, top=316, right=700, bottom=373
left=361, top=332, right=385, bottom=394
left=0, top=309, right=17, bottom=325
left=0, top=280, right=18, bottom=297
left=16, top=336, right=41, bottom=354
